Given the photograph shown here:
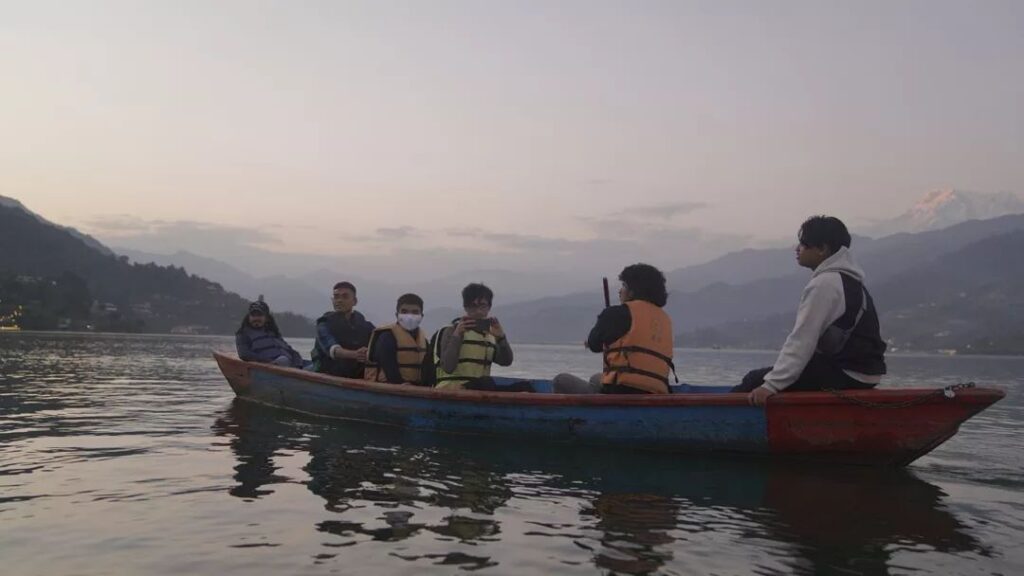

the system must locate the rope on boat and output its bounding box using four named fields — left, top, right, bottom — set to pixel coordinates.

left=823, top=381, right=976, bottom=409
